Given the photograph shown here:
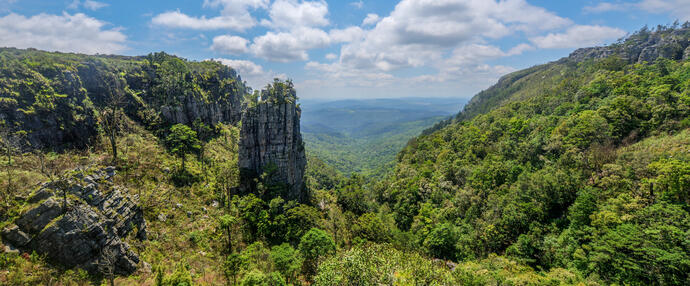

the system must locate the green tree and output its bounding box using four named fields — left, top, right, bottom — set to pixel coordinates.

left=270, top=243, right=301, bottom=284
left=298, top=228, right=336, bottom=279
left=353, top=213, right=391, bottom=243
left=166, top=124, right=201, bottom=170
left=224, top=253, right=248, bottom=286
